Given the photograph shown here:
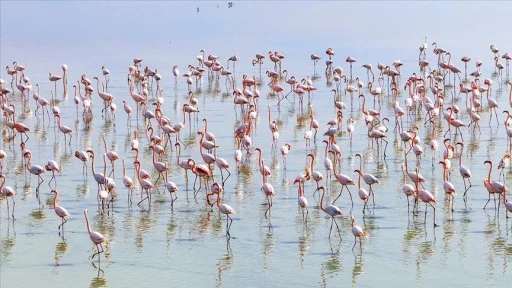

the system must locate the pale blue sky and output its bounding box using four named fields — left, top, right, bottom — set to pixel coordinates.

left=2, top=1, right=511, bottom=82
